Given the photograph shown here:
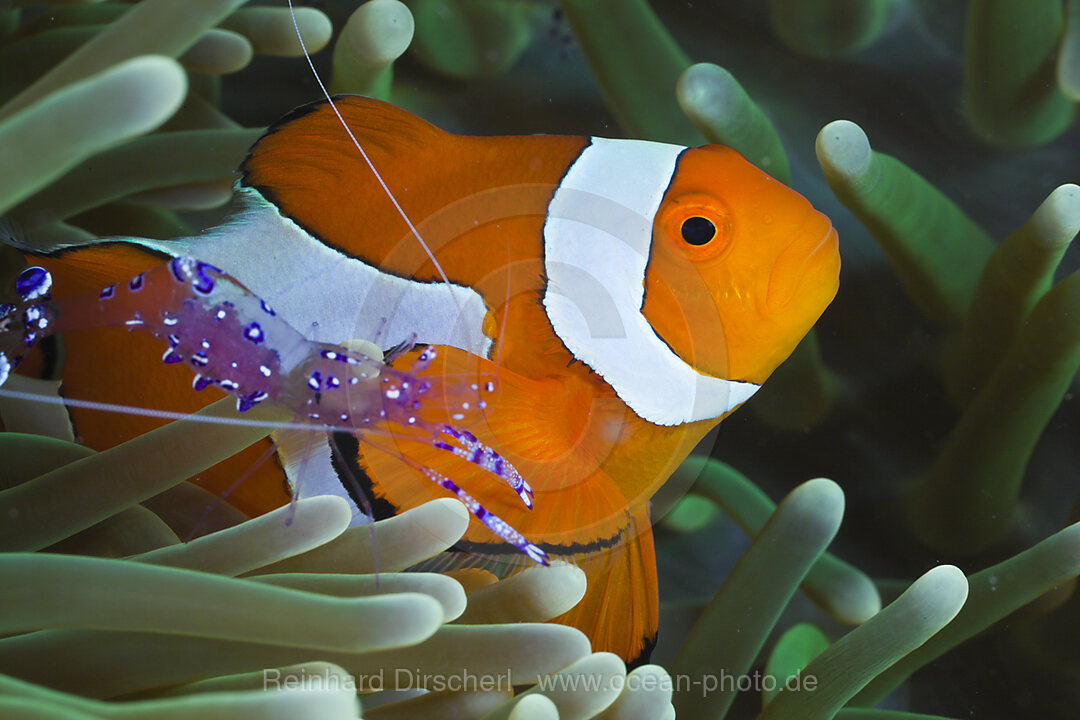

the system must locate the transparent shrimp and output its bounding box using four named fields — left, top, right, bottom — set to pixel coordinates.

left=0, top=259, right=546, bottom=565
